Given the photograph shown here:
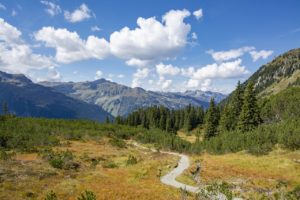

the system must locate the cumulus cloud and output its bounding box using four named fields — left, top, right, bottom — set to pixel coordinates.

left=207, top=46, right=255, bottom=62
left=125, top=58, right=151, bottom=68
left=34, top=27, right=110, bottom=63
left=117, top=74, right=125, bottom=78
left=0, top=3, right=6, bottom=10
left=161, top=79, right=172, bottom=90
left=186, top=79, right=212, bottom=91
left=64, top=3, right=92, bottom=23
left=48, top=67, right=62, bottom=81
left=110, top=9, right=191, bottom=65
left=91, top=26, right=101, bottom=32
left=131, top=68, right=149, bottom=87
left=156, top=63, right=180, bottom=76
left=0, top=18, right=54, bottom=74
left=95, top=70, right=103, bottom=79
left=250, top=50, right=273, bottom=61
left=191, top=59, right=249, bottom=80
left=34, top=9, right=194, bottom=68
left=193, top=9, right=203, bottom=20
left=40, top=1, right=61, bottom=16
